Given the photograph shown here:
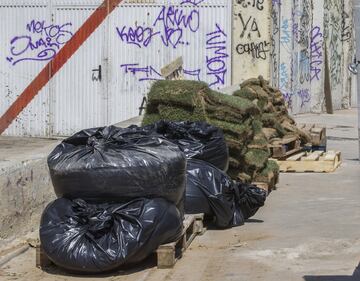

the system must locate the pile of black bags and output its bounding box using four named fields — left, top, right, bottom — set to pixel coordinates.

left=185, top=159, right=267, bottom=228
left=40, top=126, right=185, bottom=273
left=143, top=121, right=267, bottom=228
left=40, top=121, right=268, bottom=273
left=143, top=120, right=229, bottom=171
